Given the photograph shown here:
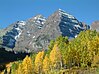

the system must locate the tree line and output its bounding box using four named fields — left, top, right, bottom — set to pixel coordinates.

left=0, top=30, right=99, bottom=74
